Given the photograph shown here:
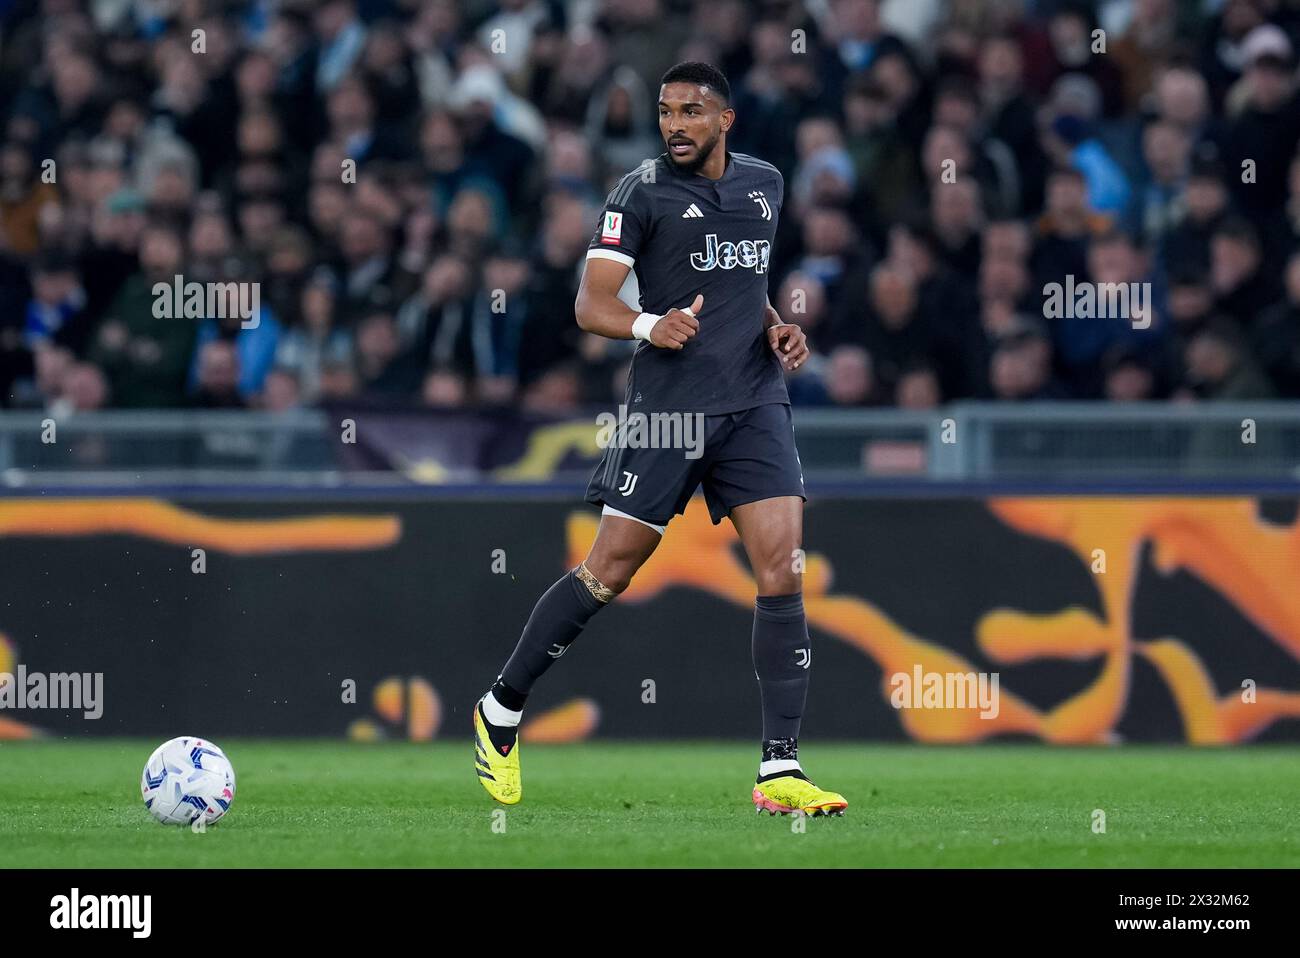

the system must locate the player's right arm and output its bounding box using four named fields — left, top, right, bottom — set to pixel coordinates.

left=575, top=259, right=701, bottom=349
left=580, top=174, right=701, bottom=349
